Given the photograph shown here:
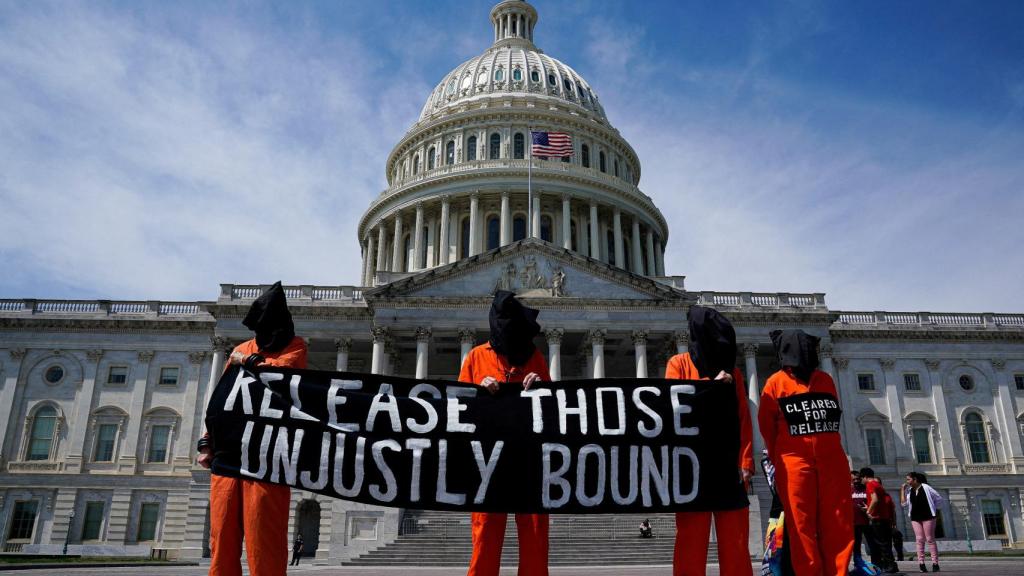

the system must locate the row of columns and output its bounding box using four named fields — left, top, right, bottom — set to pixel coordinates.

left=362, top=193, right=667, bottom=285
